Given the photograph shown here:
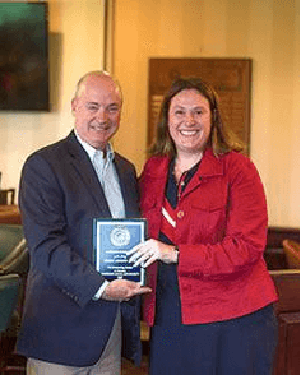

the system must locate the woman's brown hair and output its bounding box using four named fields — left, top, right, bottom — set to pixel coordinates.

left=150, top=78, right=245, bottom=157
